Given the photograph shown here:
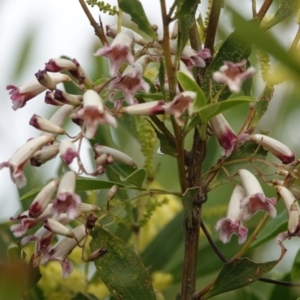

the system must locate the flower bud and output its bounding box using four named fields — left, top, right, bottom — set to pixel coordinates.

left=44, top=218, right=75, bottom=238
left=29, top=179, right=60, bottom=218
left=35, top=70, right=57, bottom=90
left=59, top=140, right=79, bottom=165
left=45, top=58, right=78, bottom=72
left=210, top=114, right=238, bottom=157
left=93, top=144, right=136, bottom=168
left=85, top=213, right=98, bottom=230
left=120, top=100, right=166, bottom=115
left=30, top=114, right=66, bottom=134
left=30, top=144, right=59, bottom=166
left=107, top=185, right=118, bottom=201
left=249, top=134, right=295, bottom=164
left=54, top=89, right=82, bottom=106
left=88, top=247, right=108, bottom=261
